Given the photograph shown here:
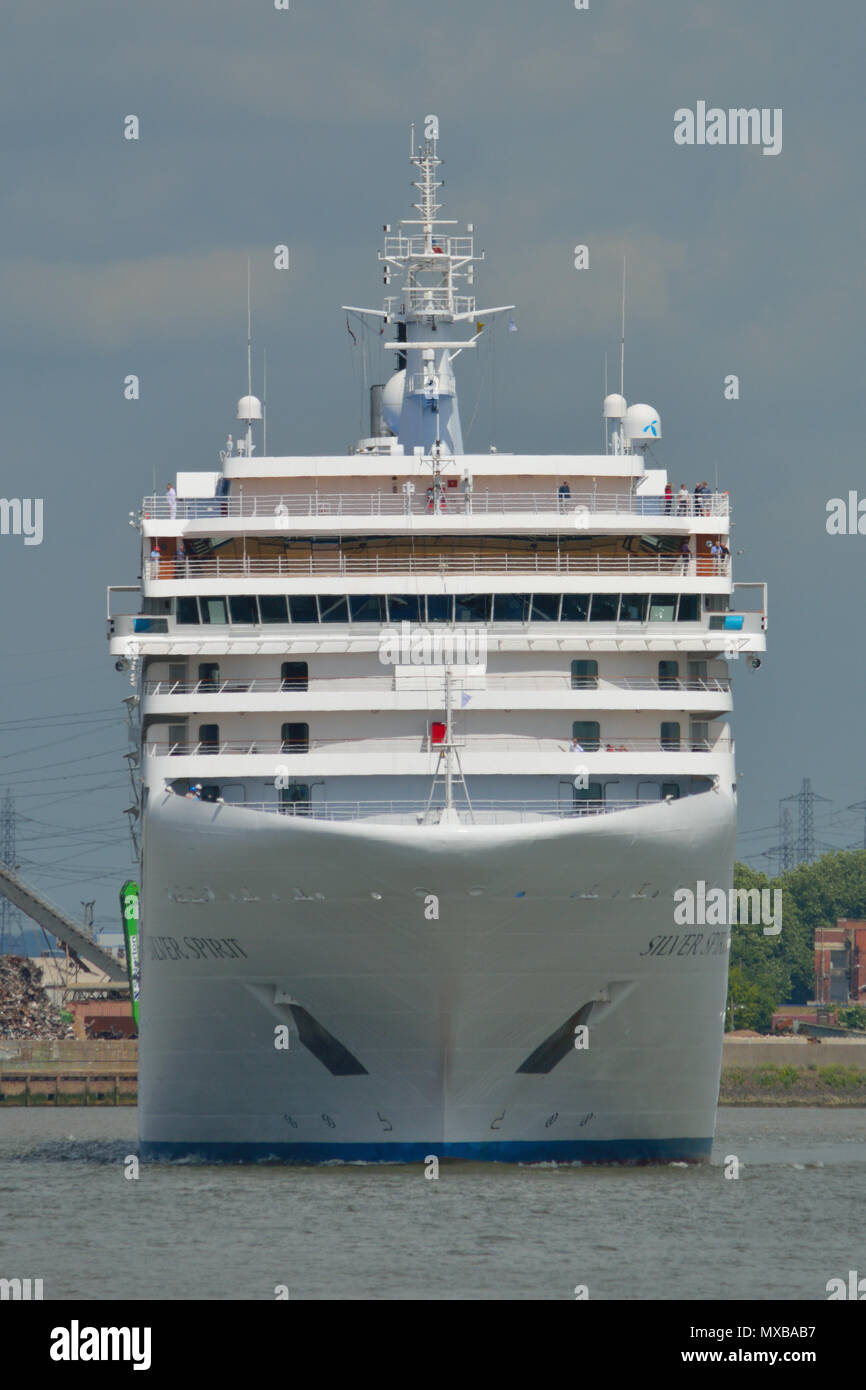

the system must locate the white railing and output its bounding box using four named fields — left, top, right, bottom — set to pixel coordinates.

left=170, top=796, right=676, bottom=823
left=143, top=676, right=732, bottom=696
left=382, top=235, right=474, bottom=259
left=146, top=734, right=732, bottom=758
left=147, top=554, right=731, bottom=579
left=142, top=489, right=731, bottom=521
